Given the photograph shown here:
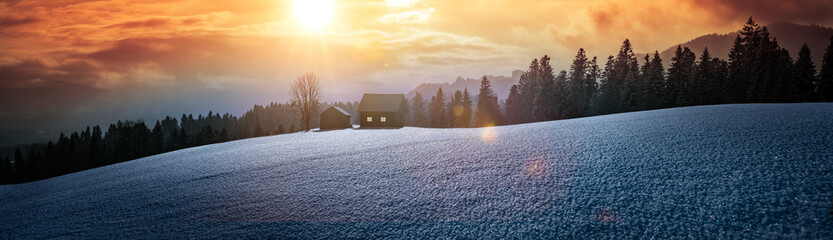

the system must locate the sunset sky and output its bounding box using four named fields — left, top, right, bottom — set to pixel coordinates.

left=2, top=0, right=833, bottom=145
